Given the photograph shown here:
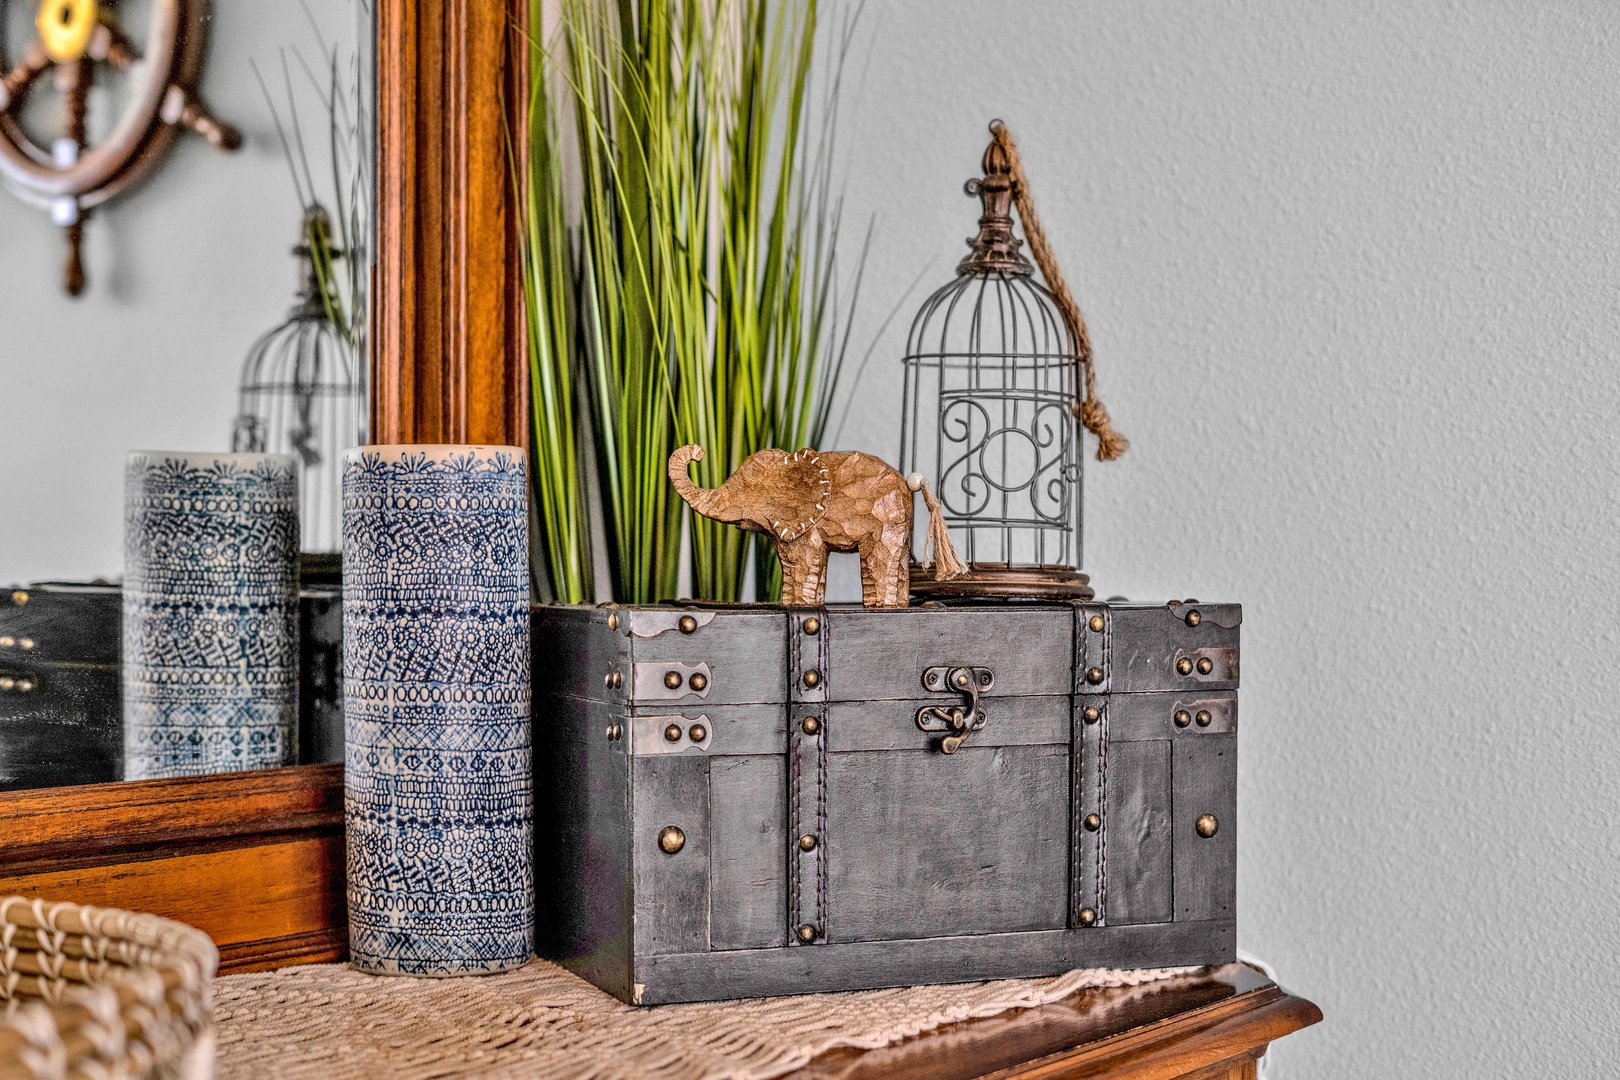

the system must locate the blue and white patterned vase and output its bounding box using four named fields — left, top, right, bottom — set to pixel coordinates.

left=123, top=451, right=301, bottom=780
left=342, top=444, right=533, bottom=976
